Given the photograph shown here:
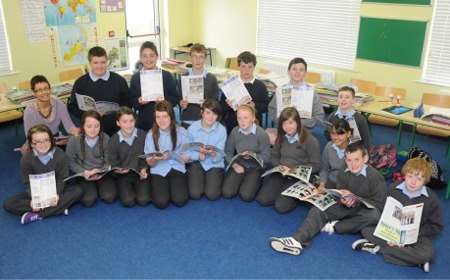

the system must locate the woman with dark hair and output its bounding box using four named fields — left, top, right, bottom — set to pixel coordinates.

left=144, top=100, right=190, bottom=208
left=24, top=75, right=79, bottom=137
left=256, top=107, right=321, bottom=214
left=66, top=110, right=117, bottom=207
left=3, top=124, right=82, bottom=225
